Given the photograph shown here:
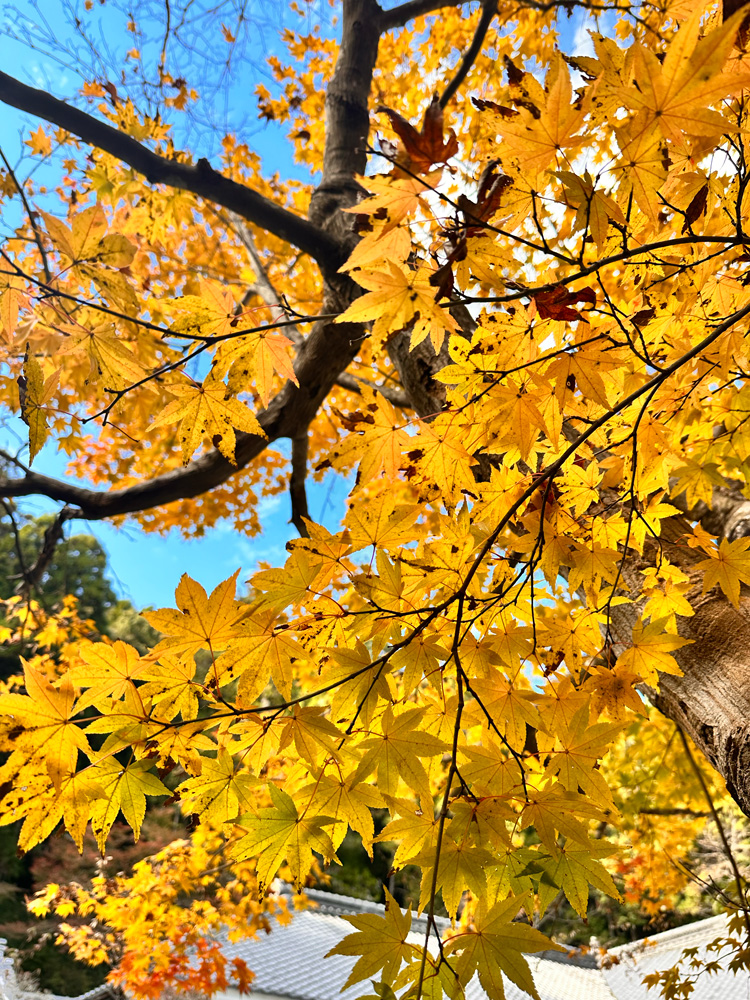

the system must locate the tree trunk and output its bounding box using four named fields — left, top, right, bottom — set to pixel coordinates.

left=610, top=503, right=750, bottom=816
